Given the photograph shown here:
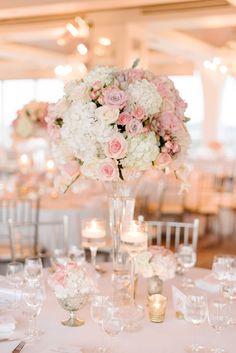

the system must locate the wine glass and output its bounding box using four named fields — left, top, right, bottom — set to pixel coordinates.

left=6, top=261, right=24, bottom=308
left=184, top=295, right=208, bottom=353
left=208, top=299, right=230, bottom=353
left=102, top=305, right=124, bottom=353
left=222, top=257, right=236, bottom=325
left=90, top=294, right=112, bottom=353
left=212, top=256, right=230, bottom=282
left=50, top=248, right=68, bottom=269
left=81, top=219, right=106, bottom=274
left=24, top=257, right=43, bottom=284
left=176, top=244, right=197, bottom=288
left=23, top=283, right=45, bottom=341
left=68, top=245, right=85, bottom=265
